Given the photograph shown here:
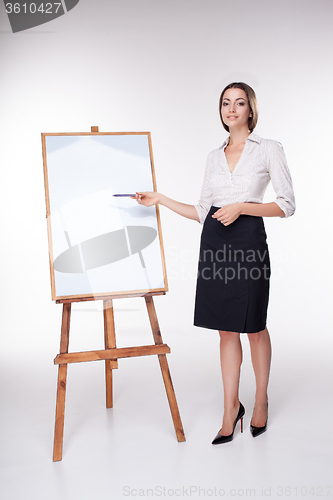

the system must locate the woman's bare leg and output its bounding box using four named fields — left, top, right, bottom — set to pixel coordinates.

left=218, top=330, right=242, bottom=435
left=247, top=326, right=271, bottom=427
